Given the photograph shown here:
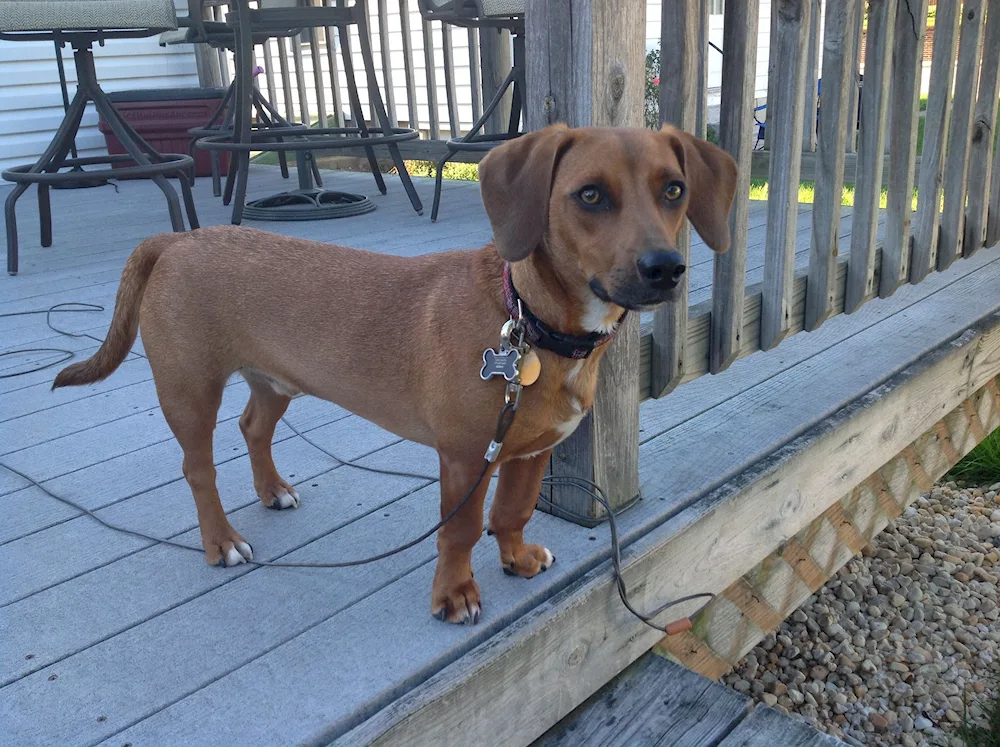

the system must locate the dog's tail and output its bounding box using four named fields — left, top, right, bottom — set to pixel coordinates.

left=53, top=234, right=171, bottom=389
